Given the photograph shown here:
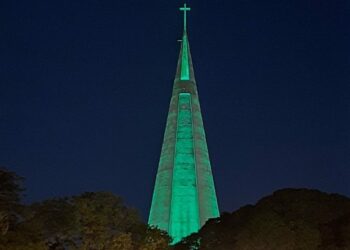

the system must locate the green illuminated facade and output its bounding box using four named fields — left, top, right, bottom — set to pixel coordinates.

left=148, top=4, right=220, bottom=243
